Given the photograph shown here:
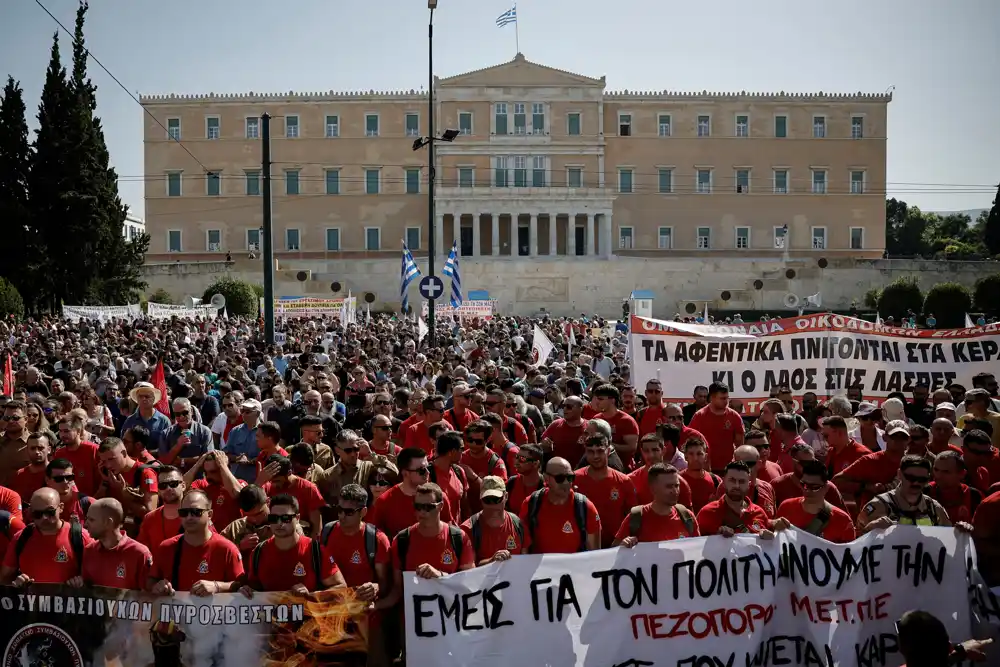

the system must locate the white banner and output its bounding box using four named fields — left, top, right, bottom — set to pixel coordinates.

left=62, top=304, right=142, bottom=322
left=147, top=302, right=217, bottom=320
left=406, top=528, right=997, bottom=667
left=630, top=314, right=1000, bottom=408
left=422, top=299, right=496, bottom=320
